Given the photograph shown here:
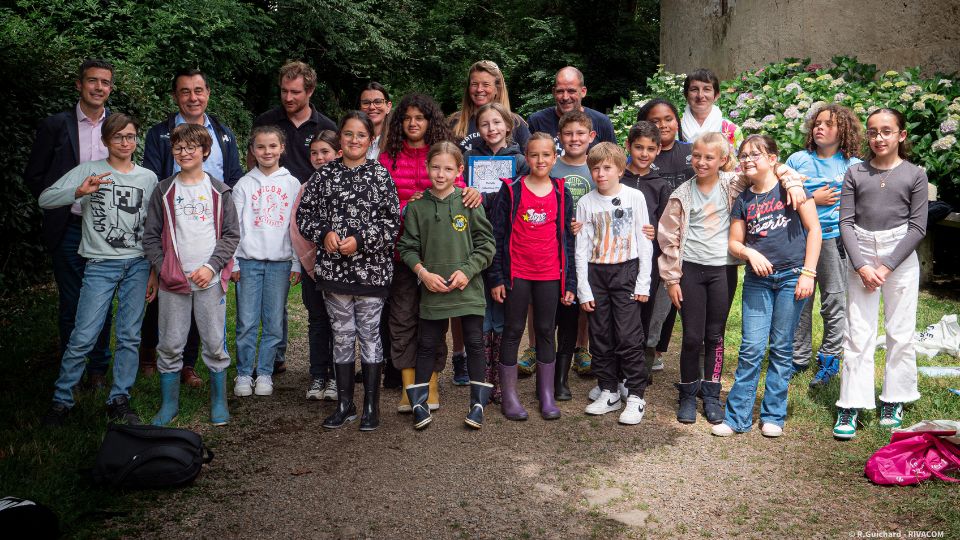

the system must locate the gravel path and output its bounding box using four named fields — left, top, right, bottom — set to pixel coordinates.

left=119, top=304, right=945, bottom=539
